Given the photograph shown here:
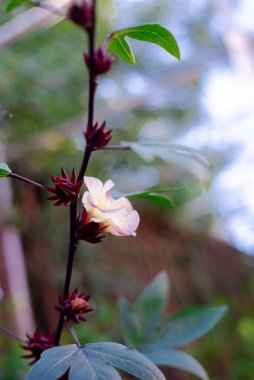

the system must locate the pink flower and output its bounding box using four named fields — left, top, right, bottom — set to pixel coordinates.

left=82, top=177, right=140, bottom=237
